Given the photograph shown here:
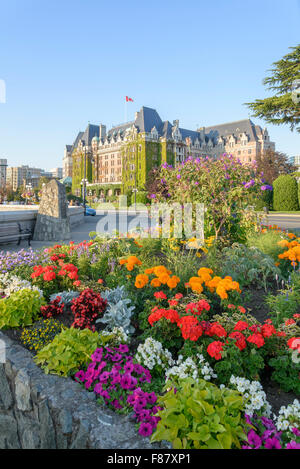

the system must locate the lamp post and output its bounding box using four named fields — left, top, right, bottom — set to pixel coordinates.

left=131, top=164, right=138, bottom=210
left=0, top=160, right=7, bottom=203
